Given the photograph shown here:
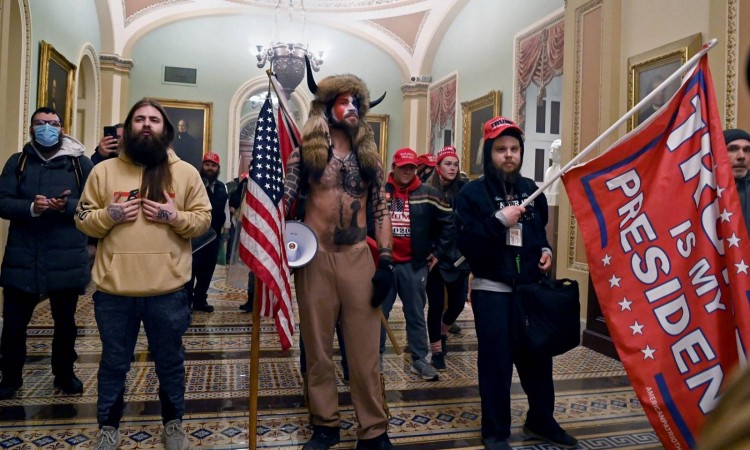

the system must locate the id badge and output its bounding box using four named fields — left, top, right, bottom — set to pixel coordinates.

left=506, top=223, right=523, bottom=247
